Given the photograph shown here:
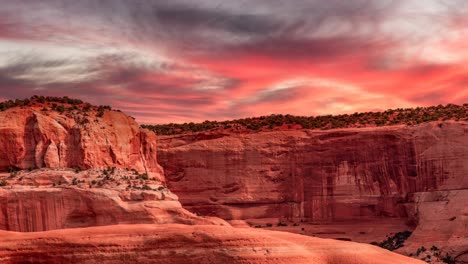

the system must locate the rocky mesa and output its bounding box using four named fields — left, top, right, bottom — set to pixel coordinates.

left=0, top=101, right=162, bottom=181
